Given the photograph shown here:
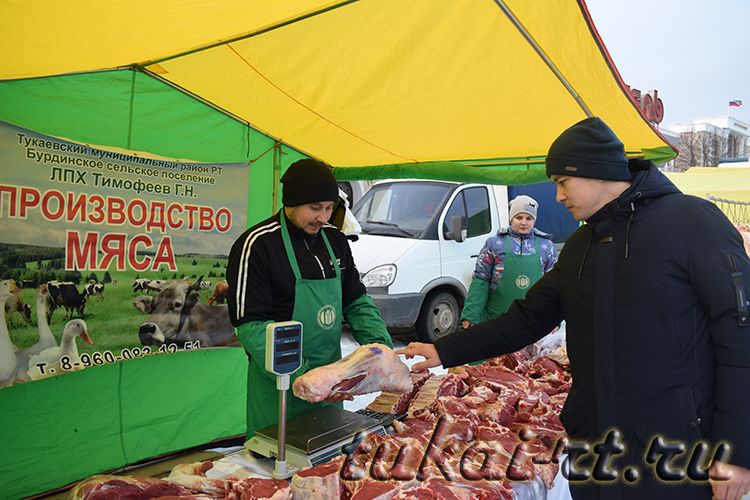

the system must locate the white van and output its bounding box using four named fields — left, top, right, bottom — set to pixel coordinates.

left=350, top=180, right=509, bottom=342
left=337, top=180, right=371, bottom=208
